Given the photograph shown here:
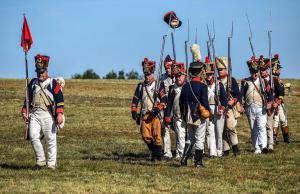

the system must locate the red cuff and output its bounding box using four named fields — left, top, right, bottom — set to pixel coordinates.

left=165, top=117, right=171, bottom=123
left=131, top=104, right=137, bottom=112
left=56, top=108, right=64, bottom=113
left=21, top=107, right=26, bottom=113
left=156, top=103, right=165, bottom=110
left=219, top=106, right=225, bottom=112
left=131, top=107, right=137, bottom=112
left=233, top=98, right=237, bottom=104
